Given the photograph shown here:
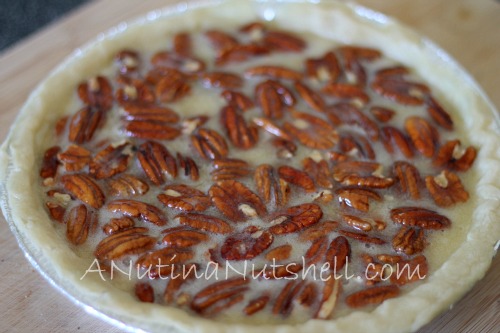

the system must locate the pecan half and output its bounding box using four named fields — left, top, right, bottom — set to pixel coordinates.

left=371, top=78, right=429, bottom=106
left=405, top=116, right=438, bottom=158
left=57, top=145, right=90, bottom=172
left=326, top=103, right=379, bottom=141
left=94, top=227, right=156, bottom=260
left=107, top=199, right=167, bottom=226
left=392, top=226, right=426, bottom=255
left=255, top=80, right=295, bottom=119
left=65, top=204, right=95, bottom=245
left=425, top=96, right=453, bottom=130
left=191, top=277, right=249, bottom=314
left=137, top=140, right=177, bottom=185
left=135, top=282, right=154, bottom=303
left=265, top=244, right=292, bottom=261
left=268, top=203, right=323, bottom=235
left=338, top=230, right=385, bottom=245
left=253, top=117, right=292, bottom=141
left=158, top=184, right=210, bottom=212
left=40, top=146, right=61, bottom=179
left=314, top=277, right=341, bottom=319
left=216, top=44, right=269, bottom=65
left=221, top=90, right=254, bottom=111
left=254, top=164, right=290, bottom=207
left=338, top=133, right=376, bottom=160
left=125, top=120, right=181, bottom=140
left=162, top=226, right=208, bottom=248
left=173, top=32, right=192, bottom=57
left=77, top=76, right=113, bottom=111
left=115, top=49, right=140, bottom=74
left=201, top=72, right=243, bottom=89
left=325, top=236, right=351, bottom=271
left=68, top=107, right=104, bottom=144
left=390, top=255, right=428, bottom=286
left=370, top=106, right=395, bottom=123
left=304, top=236, right=328, bottom=266
left=205, top=30, right=239, bottom=55
left=89, top=142, right=131, bottom=179
left=299, top=221, right=339, bottom=242
left=209, top=180, right=267, bottom=222
left=244, top=295, right=270, bottom=316
left=302, top=157, right=333, bottom=188
left=191, top=128, right=229, bottom=160
left=245, top=65, right=302, bottom=81
left=61, top=173, right=105, bottom=208
left=433, top=140, right=477, bottom=172
left=176, top=153, right=199, bottom=181
left=380, top=126, right=414, bottom=158
left=107, top=174, right=149, bottom=197
left=345, top=285, right=400, bottom=308
left=284, top=111, right=338, bottom=149
left=393, top=161, right=422, bottom=199
left=220, top=105, right=259, bottom=149
left=305, top=51, right=340, bottom=83
left=151, top=51, right=205, bottom=73
left=333, top=161, right=395, bottom=189
left=221, top=229, right=273, bottom=260
left=336, top=187, right=381, bottom=212
left=136, top=247, right=194, bottom=278
left=425, top=170, right=469, bottom=207
left=122, top=103, right=180, bottom=124
left=294, top=80, right=326, bottom=112
left=102, top=216, right=135, bottom=235
left=211, top=158, right=251, bottom=181
left=263, top=30, right=306, bottom=52
left=176, top=213, right=233, bottom=234
left=322, top=82, right=370, bottom=105
left=278, top=165, right=316, bottom=192
left=390, top=207, right=451, bottom=229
